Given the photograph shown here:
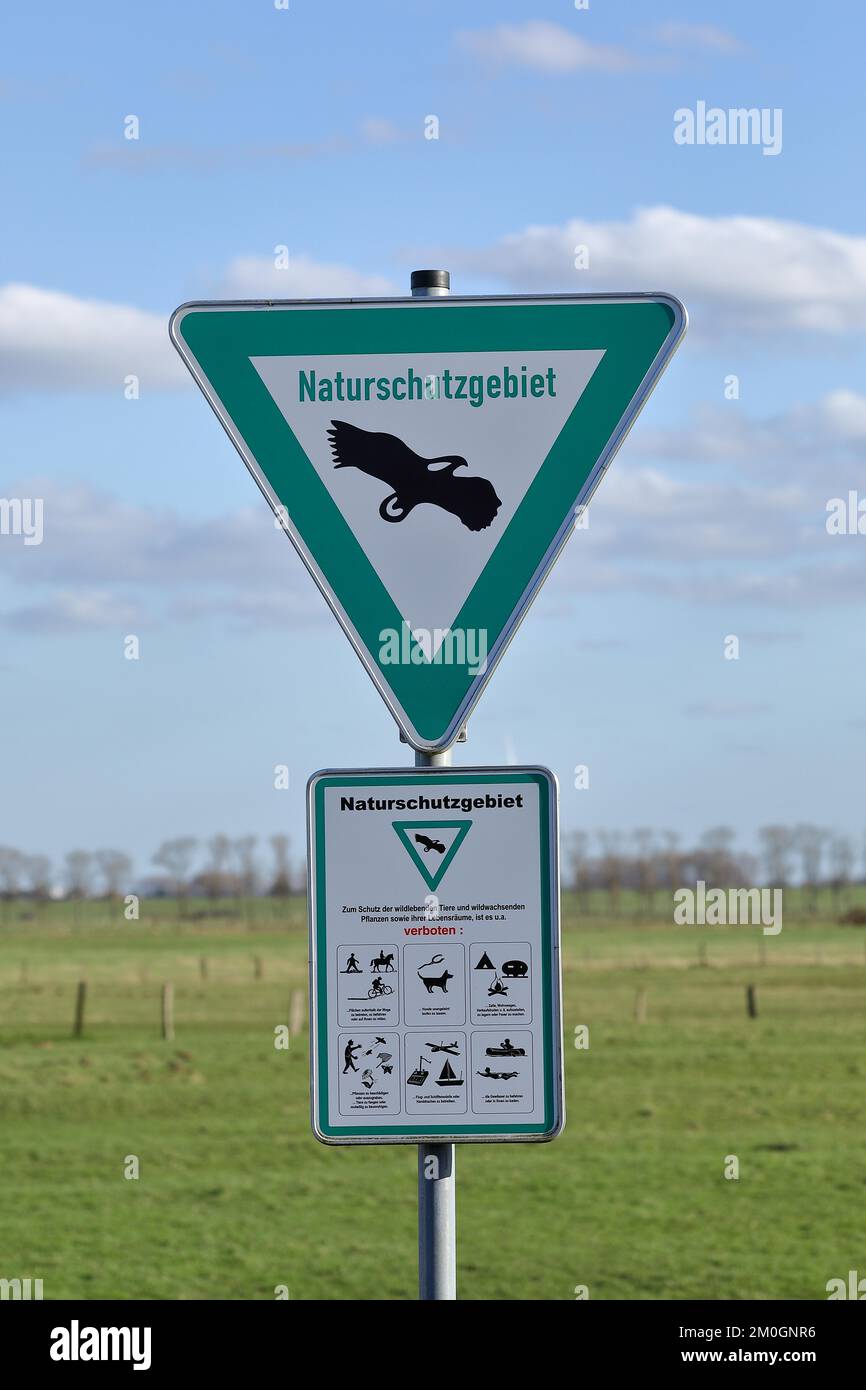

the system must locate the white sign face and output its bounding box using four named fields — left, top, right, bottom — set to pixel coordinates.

left=251, top=349, right=604, bottom=656
left=307, top=767, right=563, bottom=1144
